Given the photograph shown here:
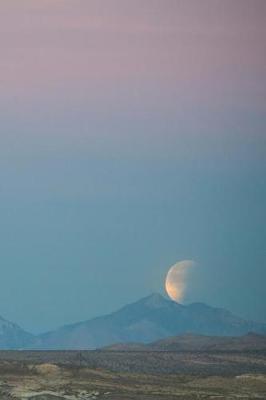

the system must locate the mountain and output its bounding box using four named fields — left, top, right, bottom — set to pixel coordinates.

left=148, top=332, right=266, bottom=352
left=0, top=315, right=33, bottom=349
left=104, top=332, right=266, bottom=352
left=31, top=293, right=266, bottom=350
